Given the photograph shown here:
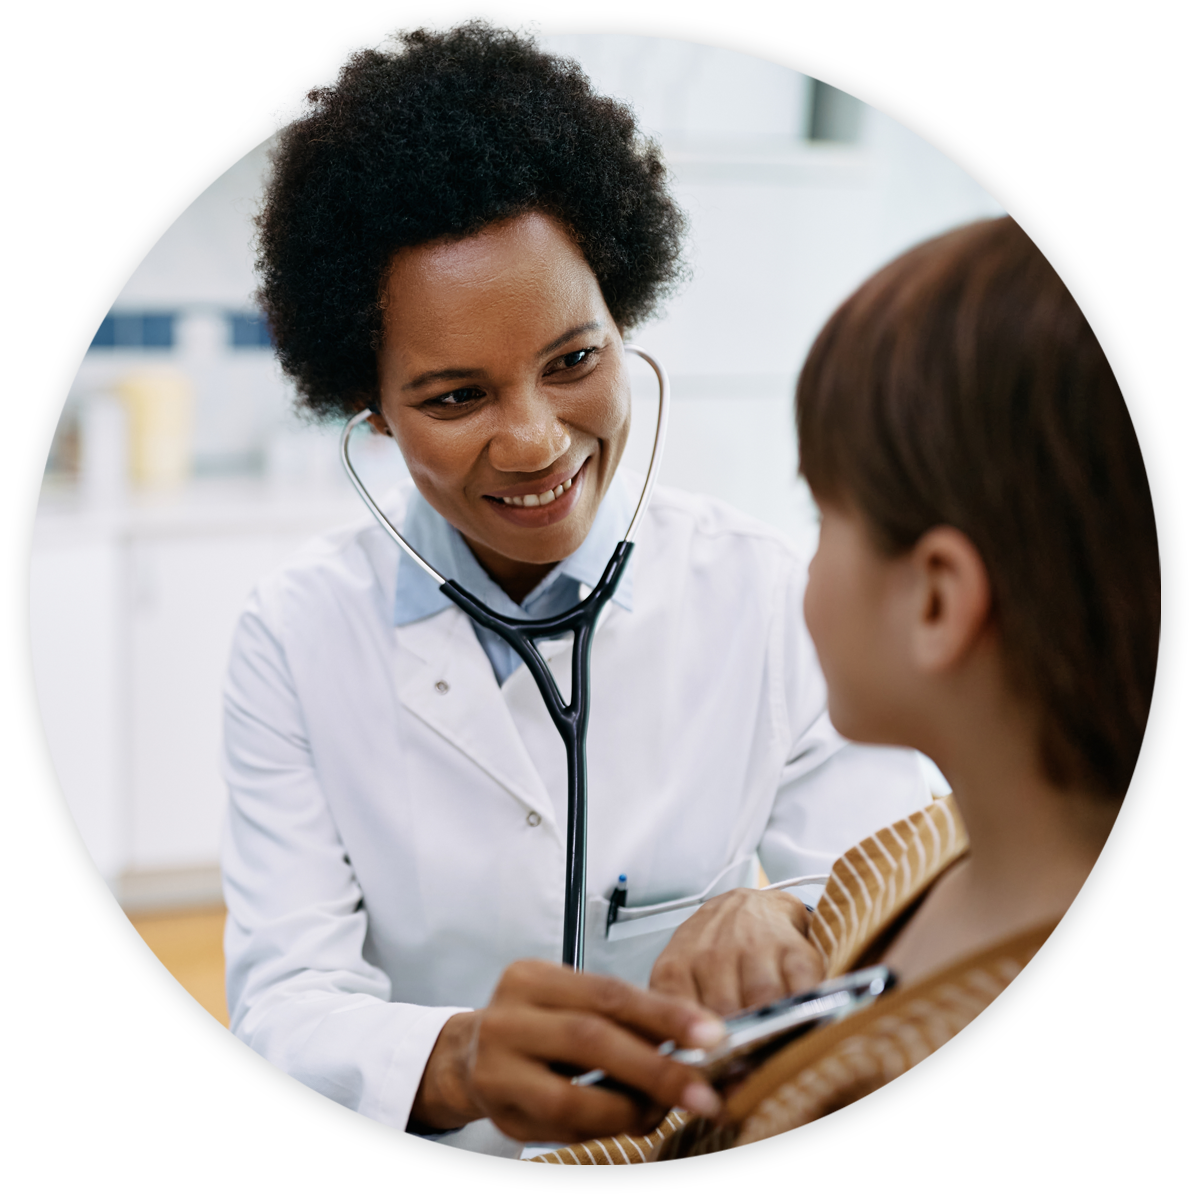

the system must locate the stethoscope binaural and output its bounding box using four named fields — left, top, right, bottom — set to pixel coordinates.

left=340, top=345, right=670, bottom=971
